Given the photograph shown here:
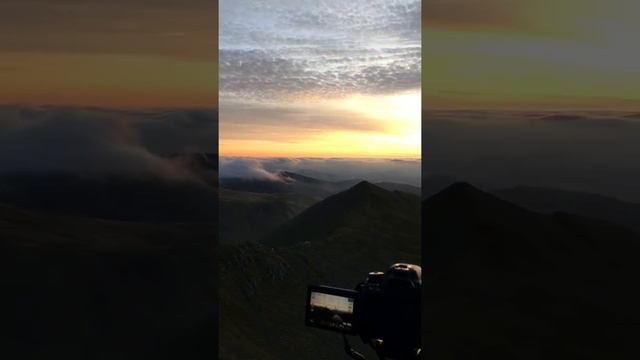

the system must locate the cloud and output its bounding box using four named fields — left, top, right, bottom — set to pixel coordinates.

left=423, top=110, right=640, bottom=202
left=134, top=108, right=218, bottom=154
left=219, top=0, right=420, bottom=100
left=0, top=105, right=217, bottom=180
left=220, top=47, right=420, bottom=99
left=218, top=158, right=282, bottom=181
left=220, top=156, right=421, bottom=186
